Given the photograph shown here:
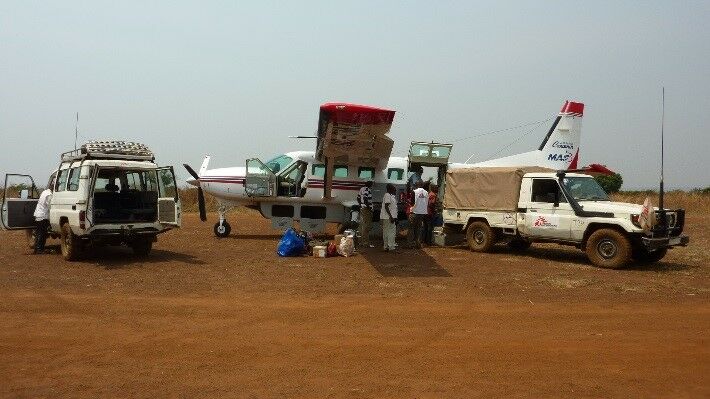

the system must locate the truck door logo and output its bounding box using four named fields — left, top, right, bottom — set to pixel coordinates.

left=533, top=216, right=558, bottom=228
